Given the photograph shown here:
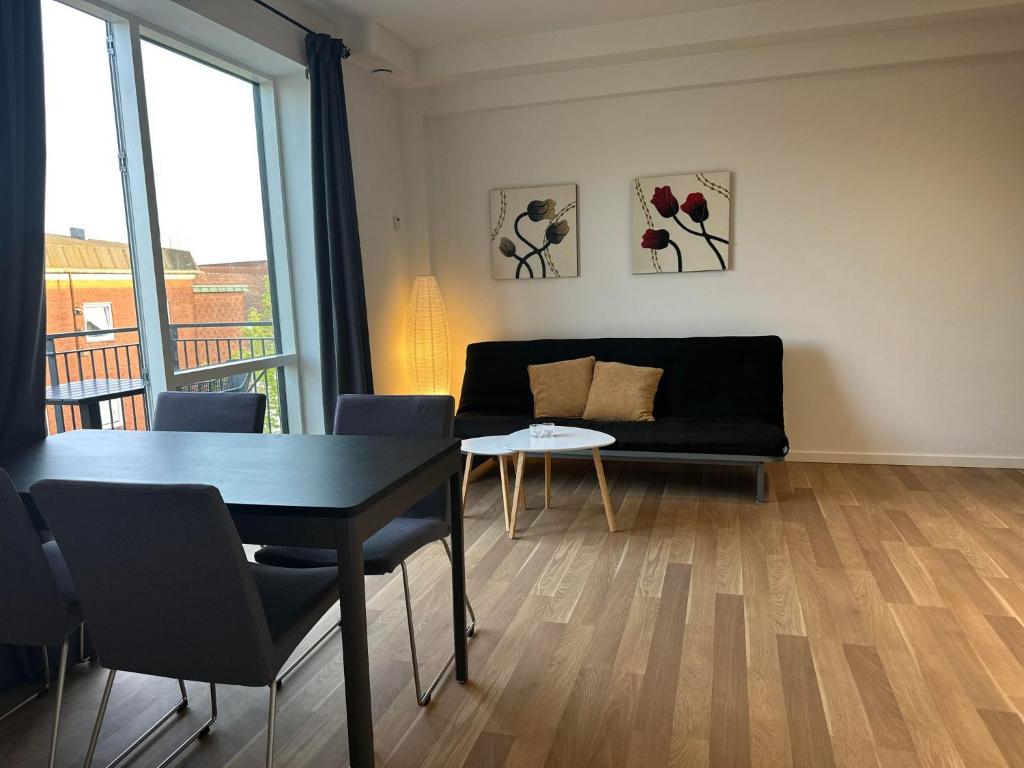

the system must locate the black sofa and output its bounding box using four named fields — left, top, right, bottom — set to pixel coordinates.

left=454, top=336, right=788, bottom=502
